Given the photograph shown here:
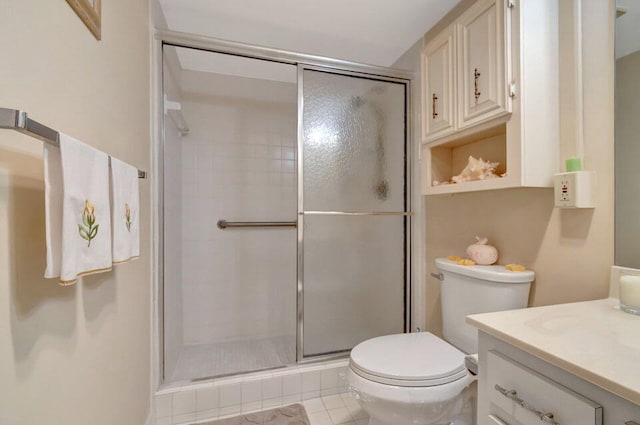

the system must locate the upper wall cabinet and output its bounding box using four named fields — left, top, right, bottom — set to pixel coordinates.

left=422, top=26, right=455, bottom=140
left=421, top=0, right=559, bottom=195
left=456, top=0, right=510, bottom=129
